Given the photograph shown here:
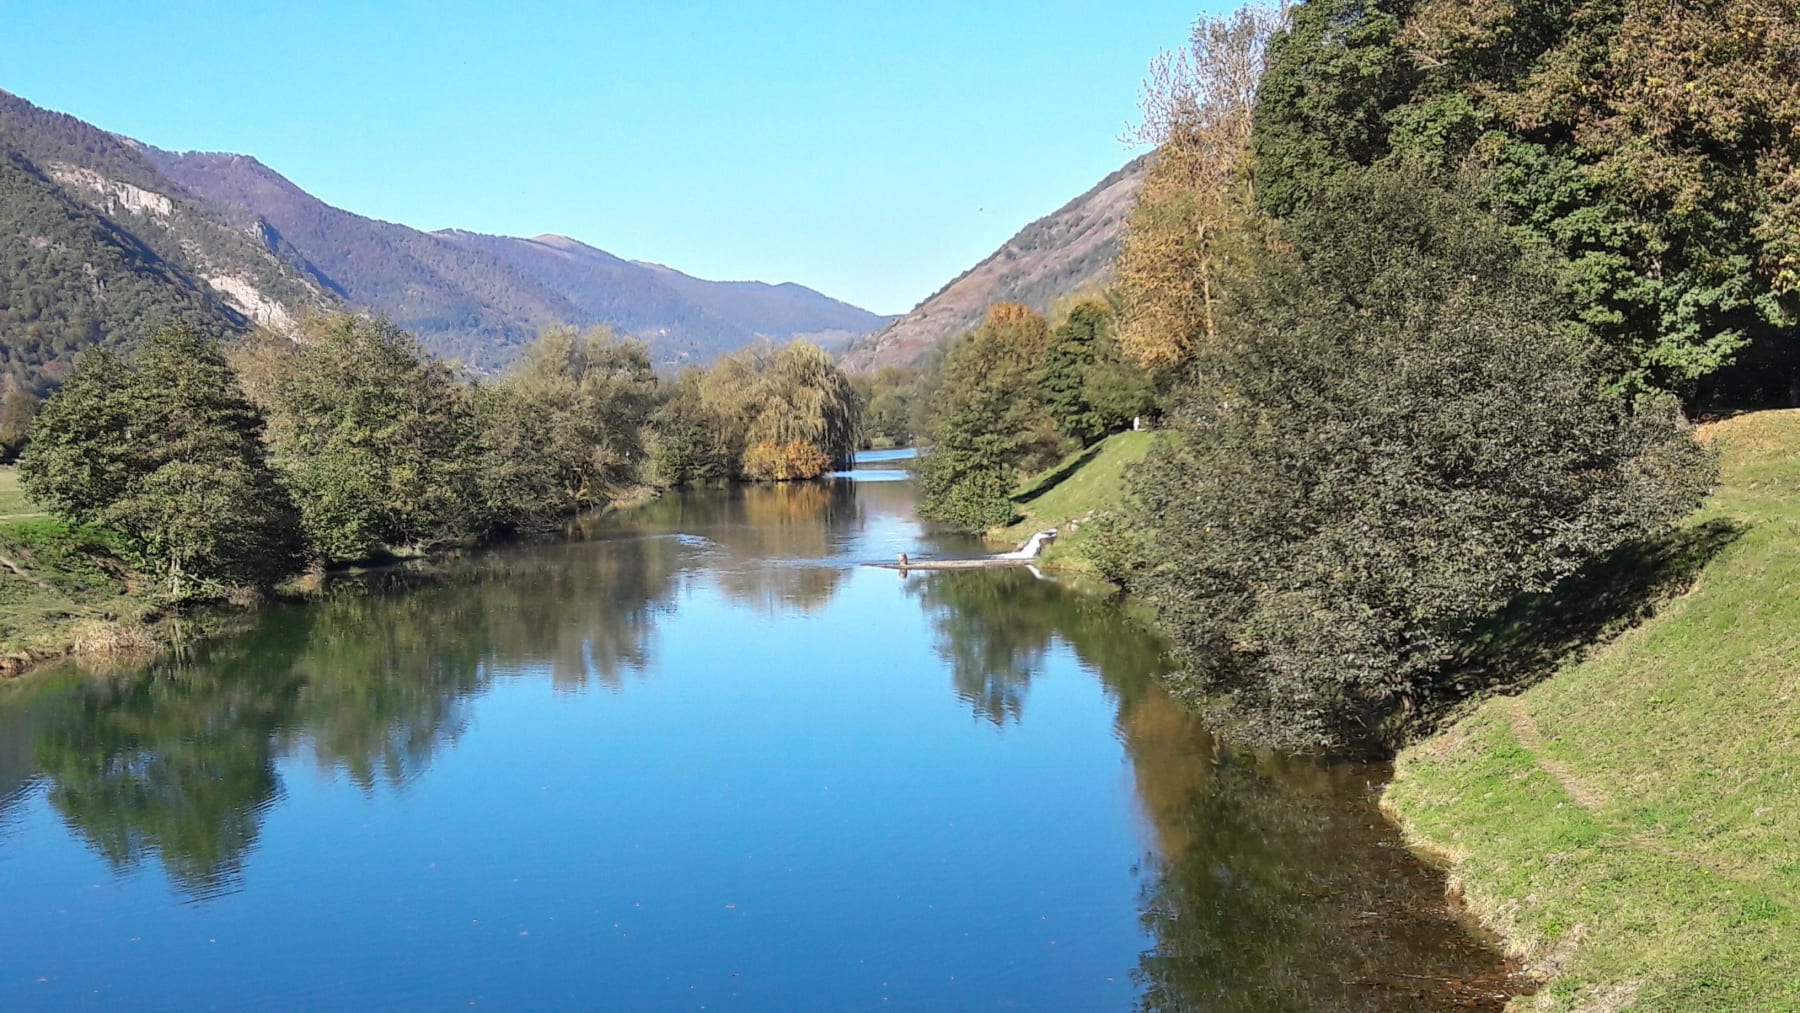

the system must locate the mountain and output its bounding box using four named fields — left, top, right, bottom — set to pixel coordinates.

left=145, top=149, right=896, bottom=369
left=840, top=154, right=1151, bottom=372
left=0, top=89, right=335, bottom=388
left=0, top=87, right=892, bottom=384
